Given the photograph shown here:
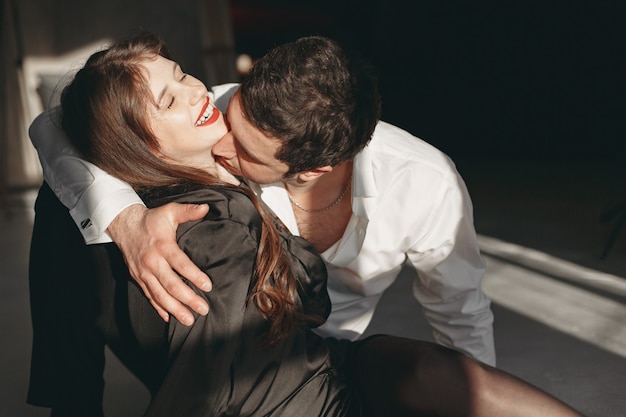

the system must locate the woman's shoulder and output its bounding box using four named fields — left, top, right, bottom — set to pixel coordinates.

left=143, top=185, right=261, bottom=236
